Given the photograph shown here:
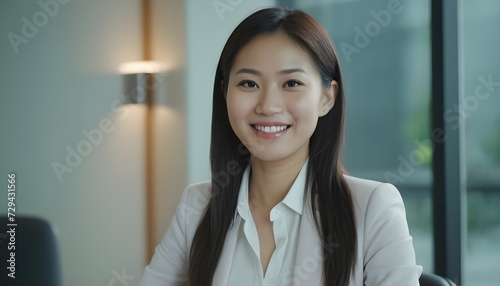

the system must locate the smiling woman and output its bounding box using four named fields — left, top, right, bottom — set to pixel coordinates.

left=139, top=7, right=422, bottom=286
